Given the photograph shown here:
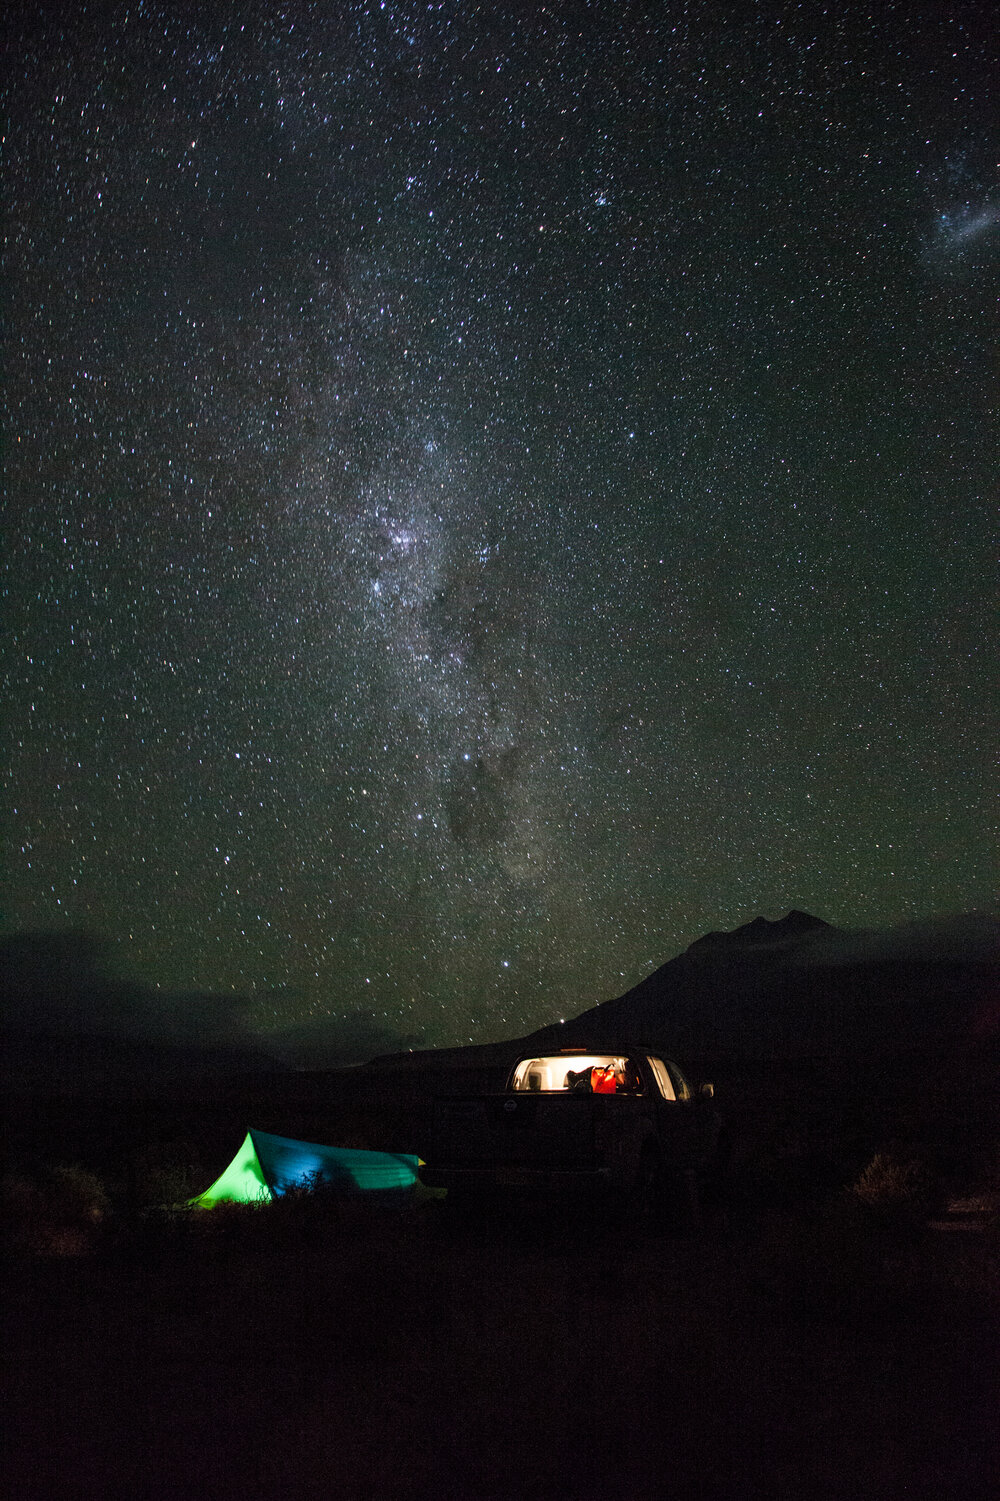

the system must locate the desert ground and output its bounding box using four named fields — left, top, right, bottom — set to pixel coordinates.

left=4, top=1053, right=998, bottom=1501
